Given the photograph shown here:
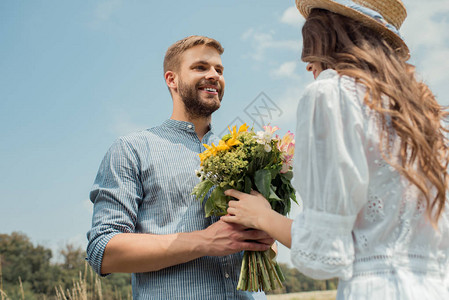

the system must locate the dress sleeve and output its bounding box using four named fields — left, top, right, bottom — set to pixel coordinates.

left=86, top=138, right=143, bottom=275
left=291, top=75, right=369, bottom=280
